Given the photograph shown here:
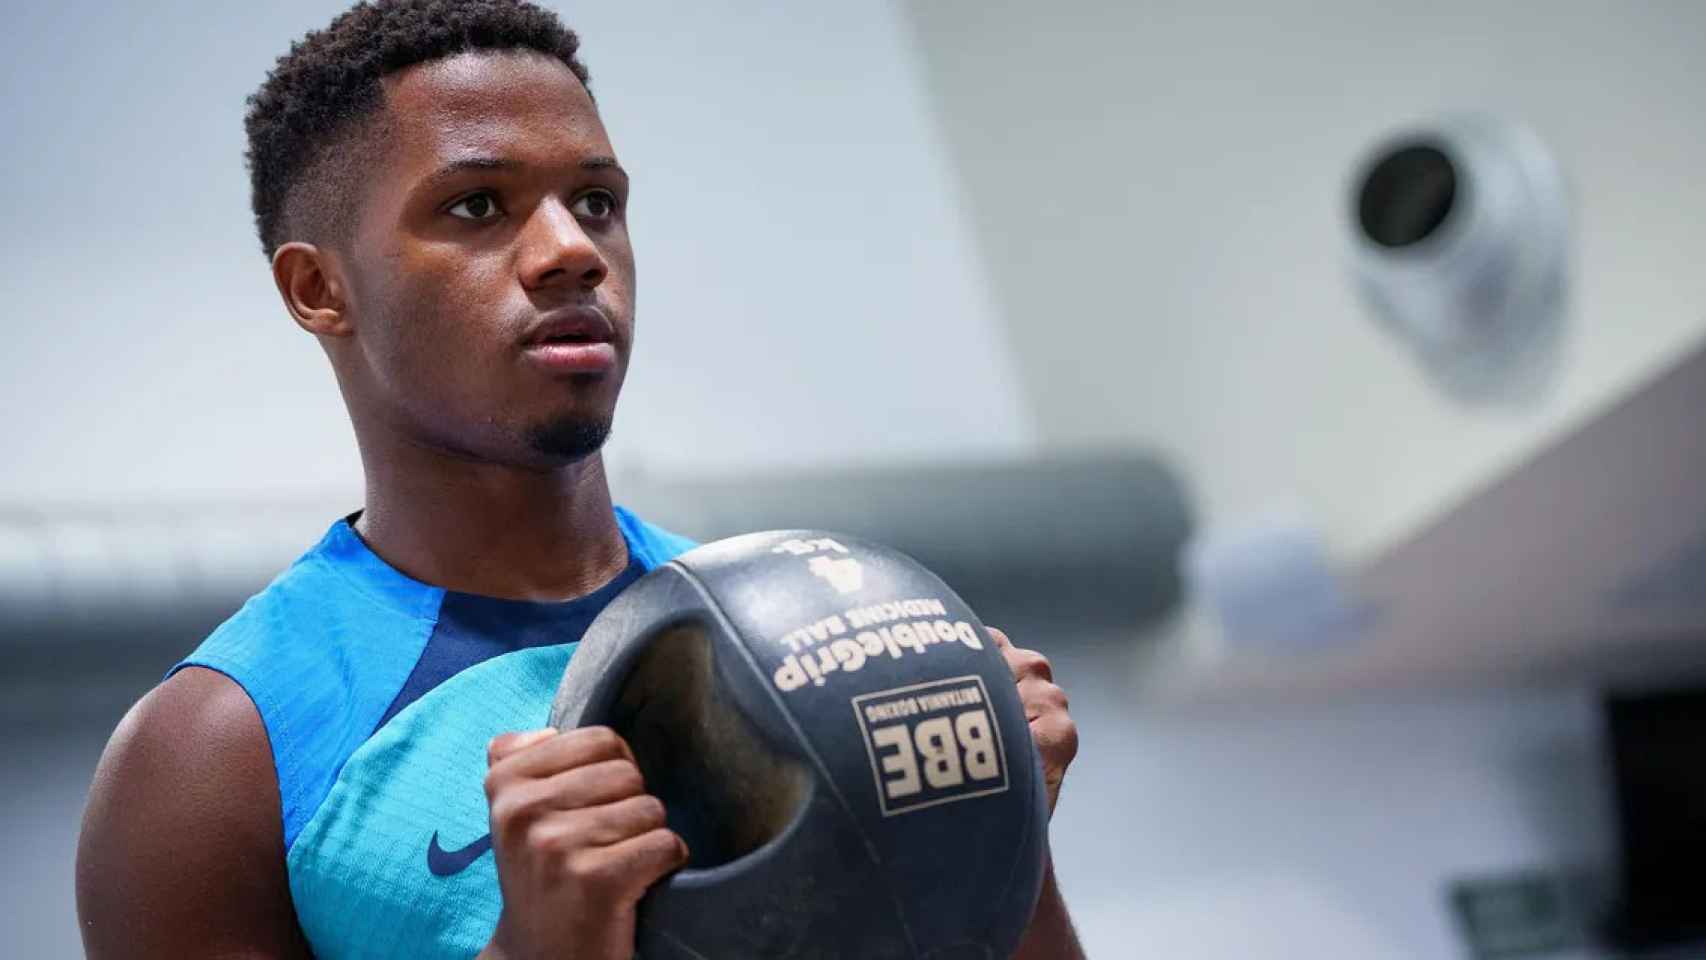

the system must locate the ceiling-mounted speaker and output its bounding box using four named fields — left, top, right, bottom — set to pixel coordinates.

left=1349, top=115, right=1571, bottom=403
